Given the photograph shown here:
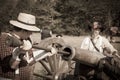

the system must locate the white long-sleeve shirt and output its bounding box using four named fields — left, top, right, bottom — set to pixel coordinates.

left=80, top=35, right=117, bottom=54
